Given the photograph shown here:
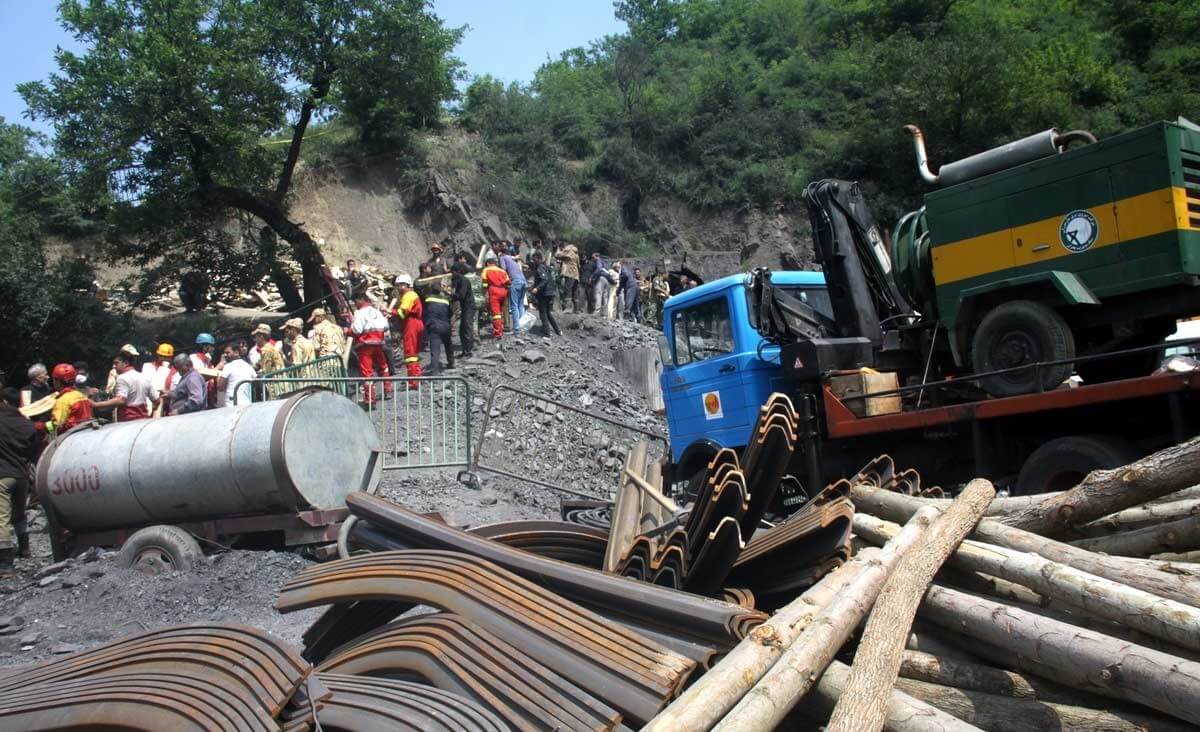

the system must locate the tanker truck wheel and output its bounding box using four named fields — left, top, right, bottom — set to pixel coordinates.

left=118, top=525, right=203, bottom=575
left=971, top=300, right=1074, bottom=397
